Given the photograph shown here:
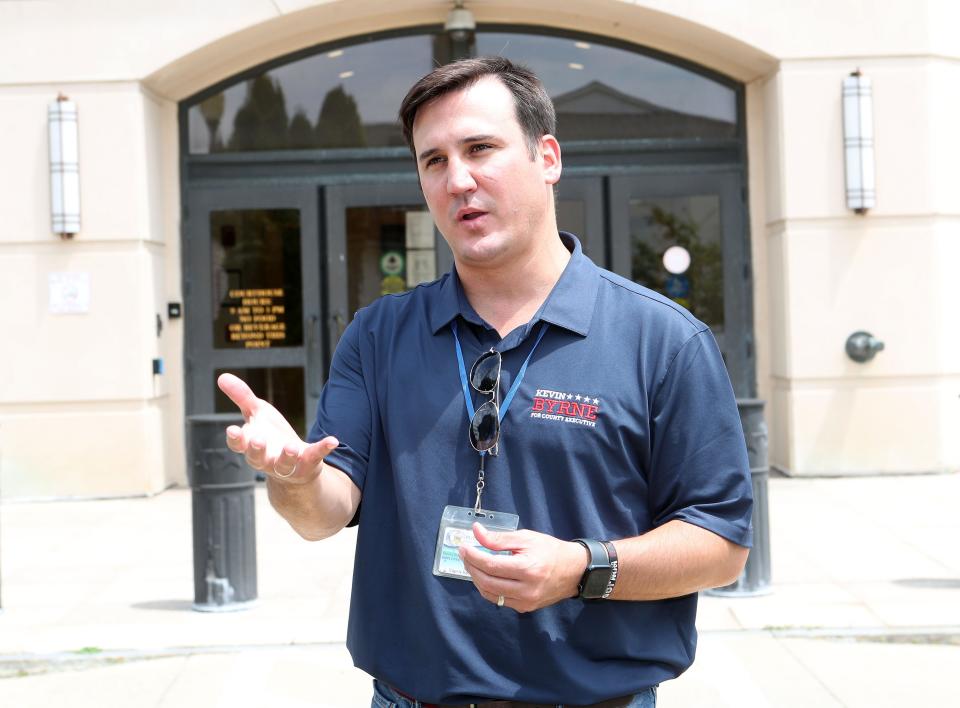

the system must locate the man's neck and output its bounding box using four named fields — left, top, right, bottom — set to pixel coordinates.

left=457, top=233, right=571, bottom=338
